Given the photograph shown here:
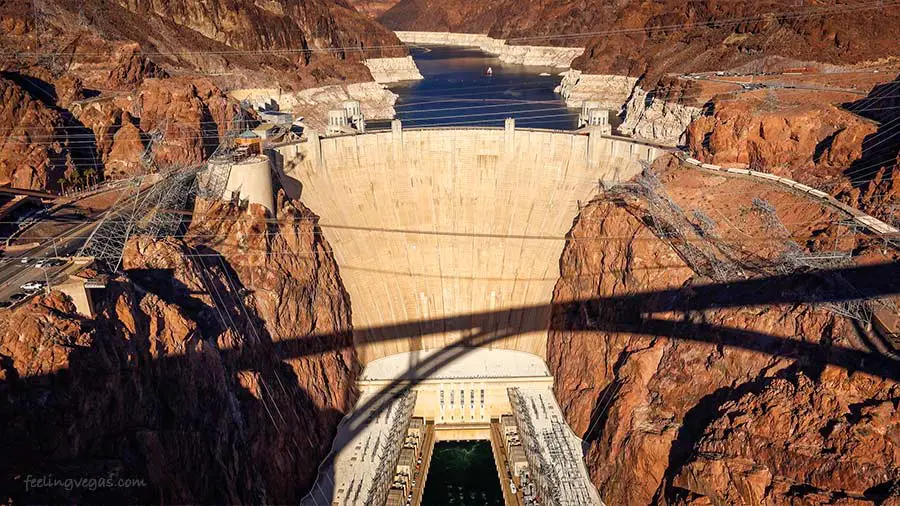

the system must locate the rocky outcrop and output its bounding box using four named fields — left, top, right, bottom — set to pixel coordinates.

left=555, top=71, right=638, bottom=110
left=672, top=369, right=900, bottom=505
left=104, top=117, right=146, bottom=177
left=395, top=31, right=584, bottom=68
left=364, top=56, right=423, bottom=83
left=0, top=76, right=78, bottom=191
left=0, top=195, right=356, bottom=503
left=687, top=100, right=877, bottom=184
left=1, top=0, right=406, bottom=90
left=548, top=169, right=899, bottom=505
left=620, top=86, right=702, bottom=146
left=136, top=78, right=241, bottom=167
left=231, top=82, right=398, bottom=131
left=104, top=43, right=168, bottom=91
